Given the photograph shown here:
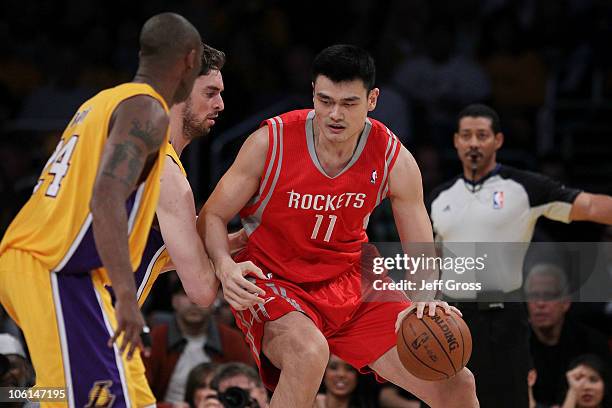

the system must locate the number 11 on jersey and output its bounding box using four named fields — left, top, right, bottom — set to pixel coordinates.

left=311, top=214, right=337, bottom=242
